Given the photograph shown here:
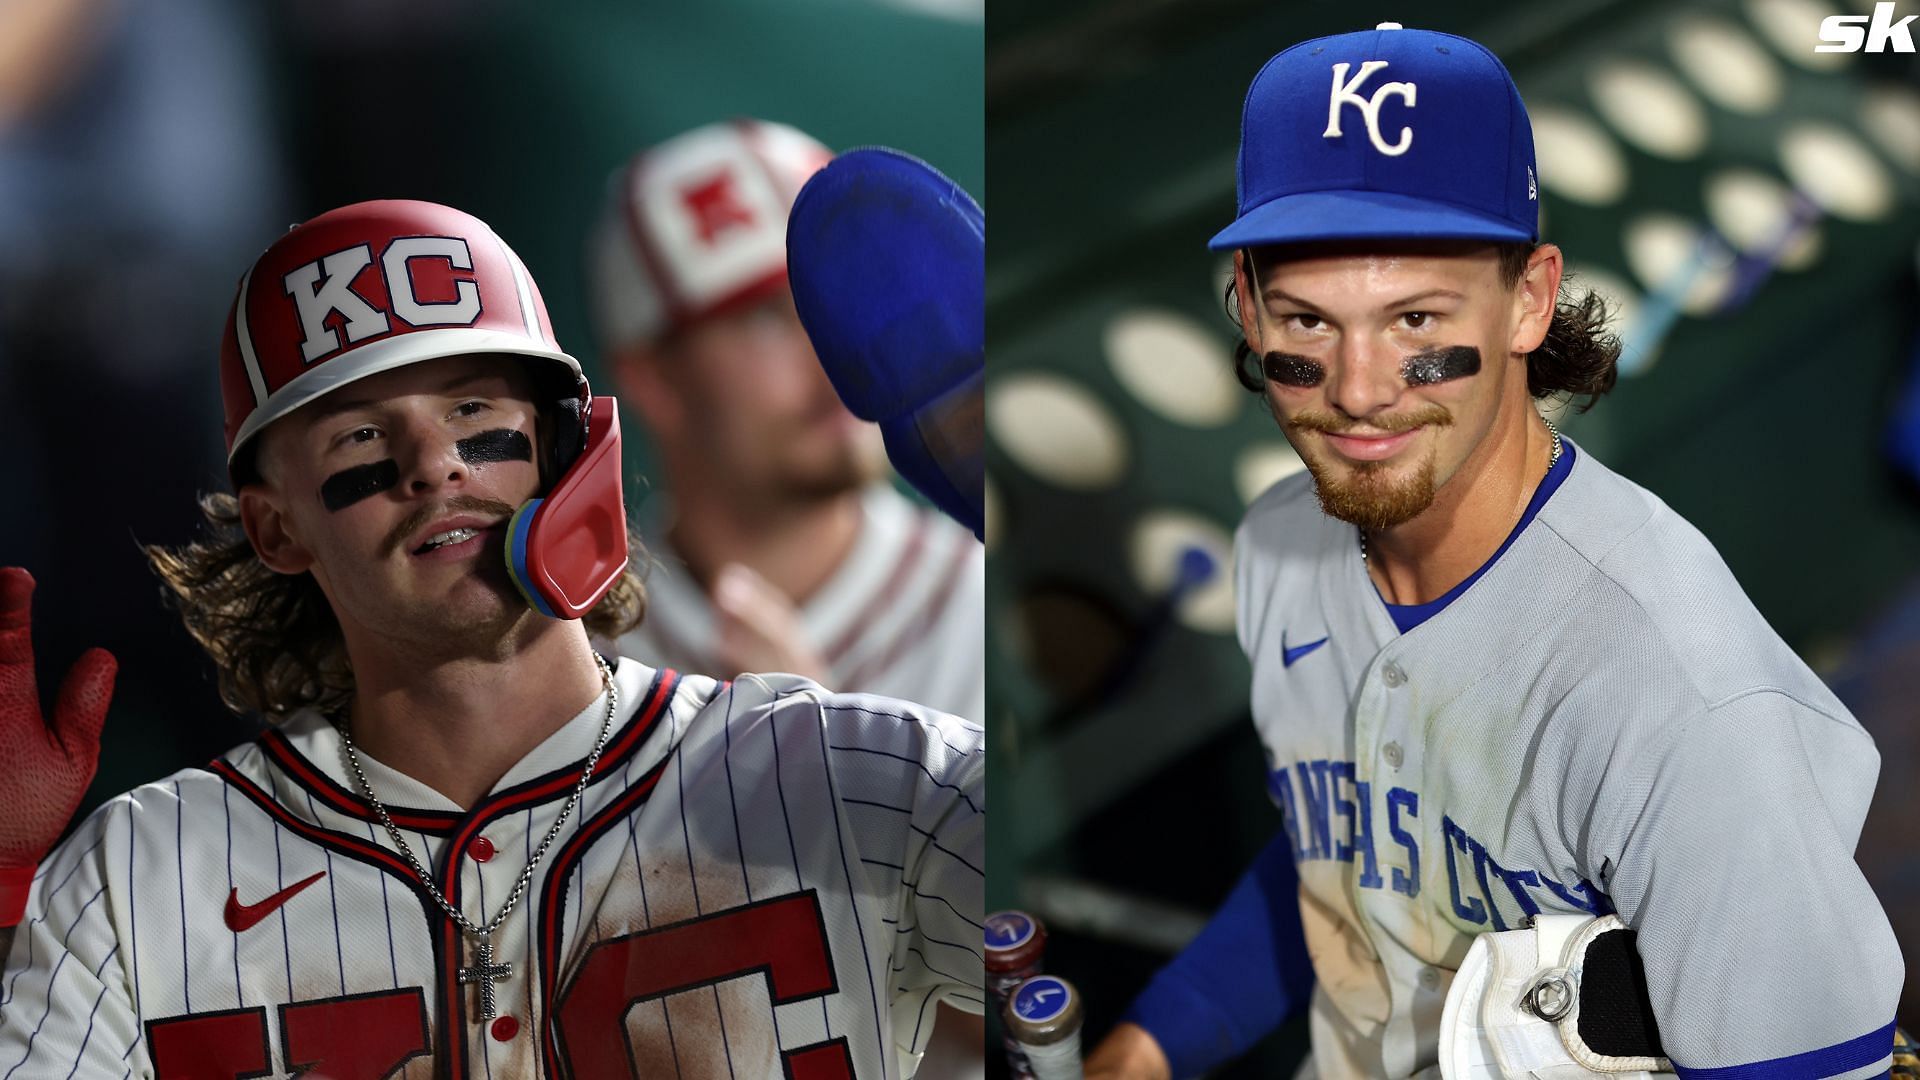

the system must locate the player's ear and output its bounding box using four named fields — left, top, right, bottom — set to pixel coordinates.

left=239, top=490, right=313, bottom=576
left=1509, top=243, right=1563, bottom=356
left=1233, top=248, right=1263, bottom=352
left=606, top=340, right=686, bottom=440
left=236, top=445, right=314, bottom=576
